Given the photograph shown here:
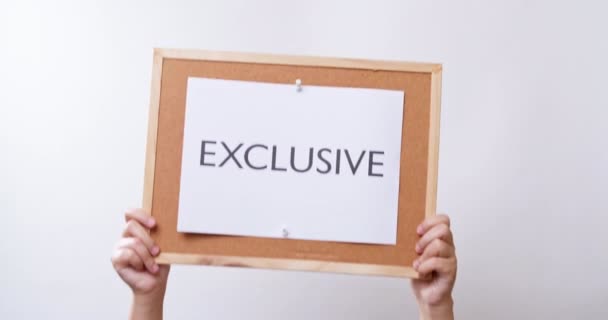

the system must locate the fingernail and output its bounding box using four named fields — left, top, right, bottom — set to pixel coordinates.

left=148, top=218, right=156, bottom=227
left=152, top=264, right=159, bottom=273
left=417, top=225, right=424, bottom=235
left=415, top=243, right=421, bottom=253
left=413, top=259, right=419, bottom=269
left=151, top=245, right=160, bottom=256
